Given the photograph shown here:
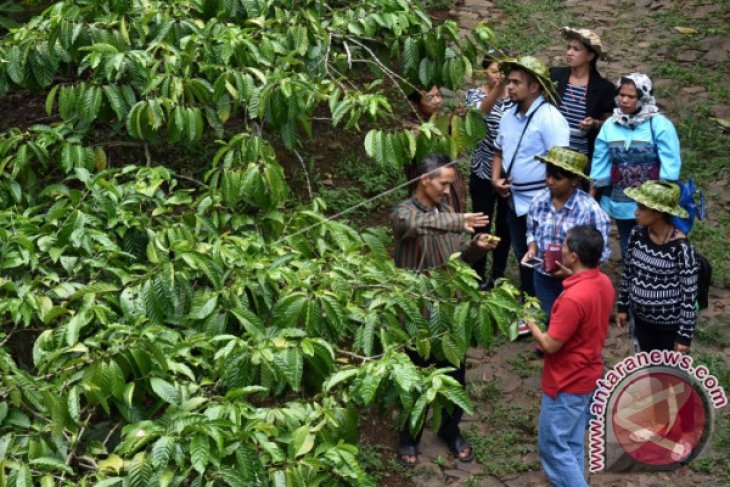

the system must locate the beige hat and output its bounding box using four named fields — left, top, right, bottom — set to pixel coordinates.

left=562, top=27, right=607, bottom=60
